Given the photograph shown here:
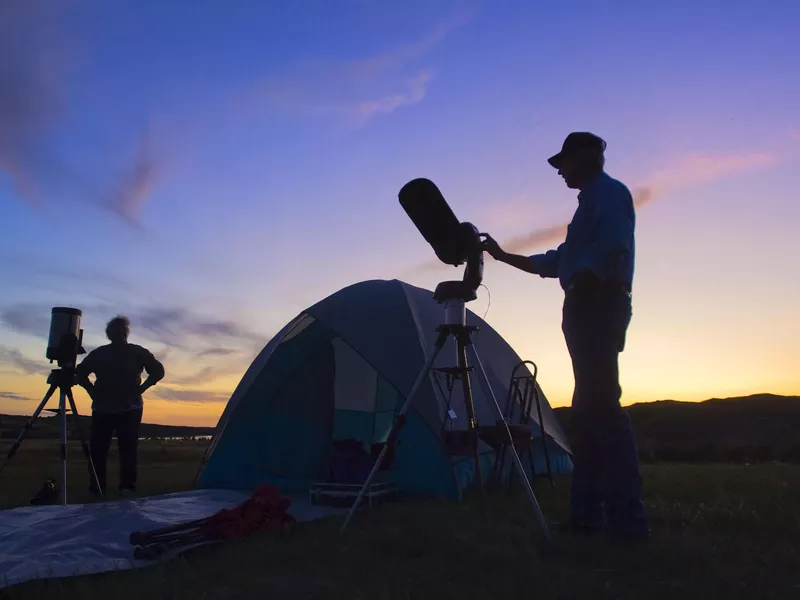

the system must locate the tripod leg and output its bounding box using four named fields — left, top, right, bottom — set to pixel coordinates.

left=468, top=345, right=552, bottom=543
left=0, top=384, right=58, bottom=476
left=66, top=388, right=103, bottom=497
left=339, top=328, right=449, bottom=534
left=456, top=337, right=485, bottom=502
left=59, top=389, right=68, bottom=505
